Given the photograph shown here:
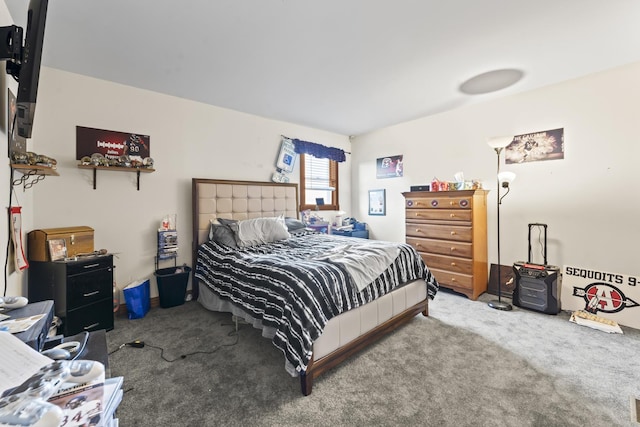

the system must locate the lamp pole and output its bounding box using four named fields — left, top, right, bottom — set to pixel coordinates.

left=488, top=146, right=512, bottom=311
